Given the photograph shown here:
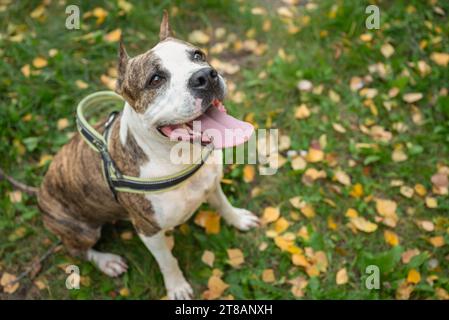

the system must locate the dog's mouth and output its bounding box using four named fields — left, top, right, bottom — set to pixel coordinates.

left=157, top=99, right=254, bottom=149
